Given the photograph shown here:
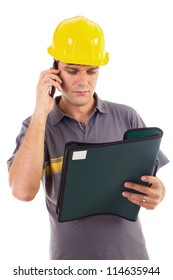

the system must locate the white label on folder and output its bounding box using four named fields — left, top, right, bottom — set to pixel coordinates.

left=72, top=150, right=87, bottom=160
